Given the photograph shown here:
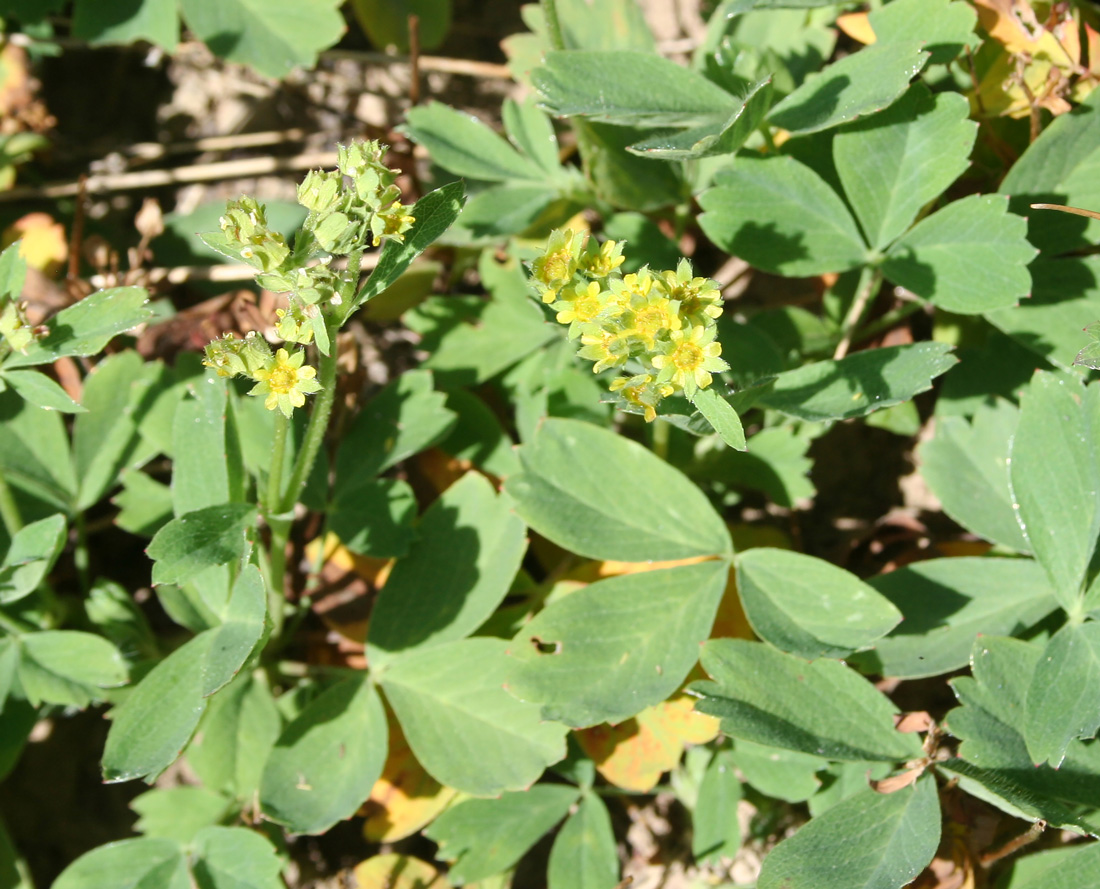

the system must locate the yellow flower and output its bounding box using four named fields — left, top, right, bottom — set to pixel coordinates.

left=651, top=325, right=728, bottom=397
left=250, top=348, right=323, bottom=418
left=578, top=328, right=631, bottom=373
